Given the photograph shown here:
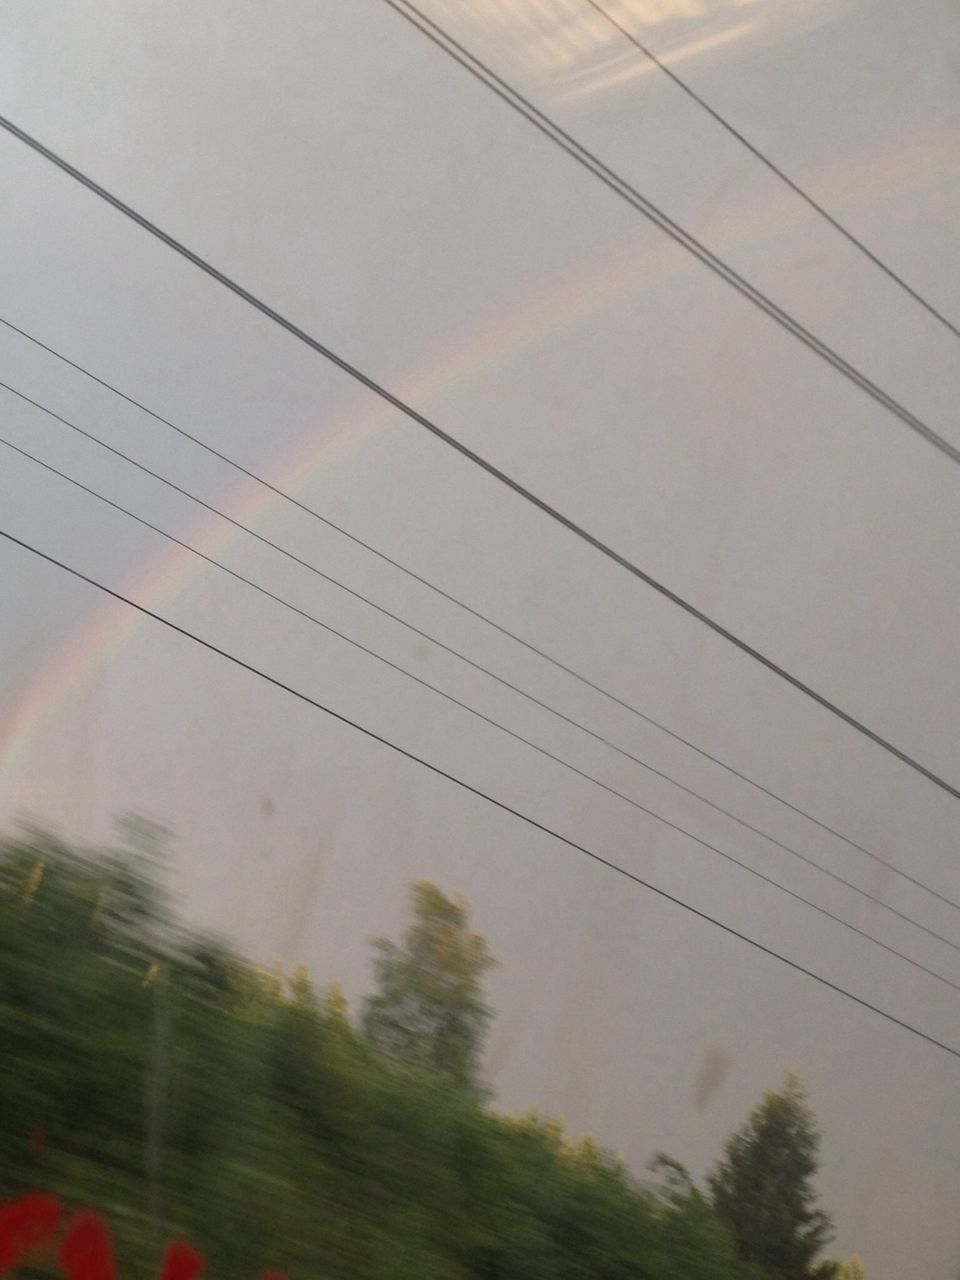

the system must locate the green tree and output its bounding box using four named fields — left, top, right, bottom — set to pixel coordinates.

left=324, top=979, right=351, bottom=1032
left=0, top=828, right=856, bottom=1280
left=835, top=1258, right=864, bottom=1280
left=362, top=881, right=495, bottom=1089
left=709, top=1071, right=835, bottom=1280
